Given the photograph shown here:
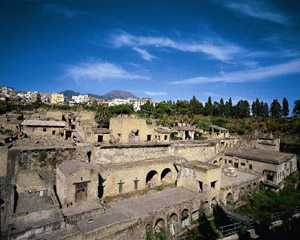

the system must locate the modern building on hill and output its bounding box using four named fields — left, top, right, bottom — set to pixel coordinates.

left=51, top=93, right=65, bottom=104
